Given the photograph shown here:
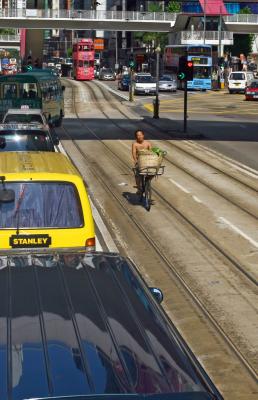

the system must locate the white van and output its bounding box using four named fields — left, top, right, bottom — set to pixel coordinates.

left=228, top=71, right=254, bottom=93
